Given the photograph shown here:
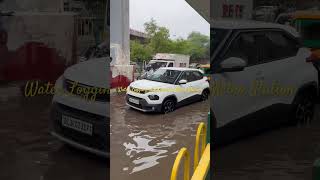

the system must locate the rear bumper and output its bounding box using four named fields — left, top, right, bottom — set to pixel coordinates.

left=126, top=94, right=162, bottom=112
